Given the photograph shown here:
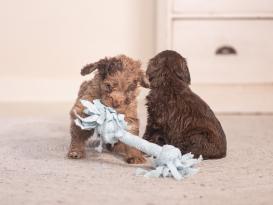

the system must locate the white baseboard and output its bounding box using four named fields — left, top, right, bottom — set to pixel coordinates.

left=191, top=84, right=273, bottom=113
left=138, top=84, right=273, bottom=113
left=0, top=77, right=81, bottom=102
left=1, top=78, right=272, bottom=113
